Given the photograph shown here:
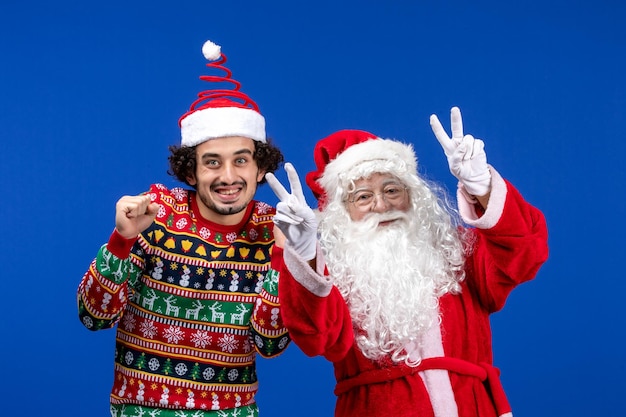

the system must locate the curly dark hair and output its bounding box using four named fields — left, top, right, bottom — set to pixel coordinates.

left=167, top=138, right=284, bottom=187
